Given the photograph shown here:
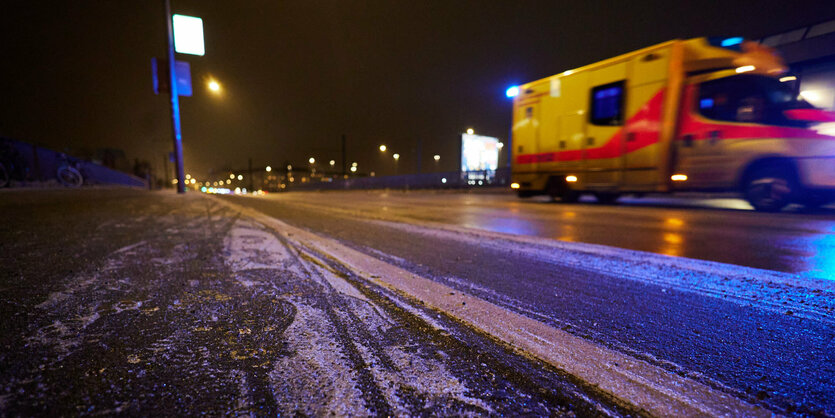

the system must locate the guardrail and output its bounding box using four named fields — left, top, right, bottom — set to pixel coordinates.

left=288, top=168, right=510, bottom=191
